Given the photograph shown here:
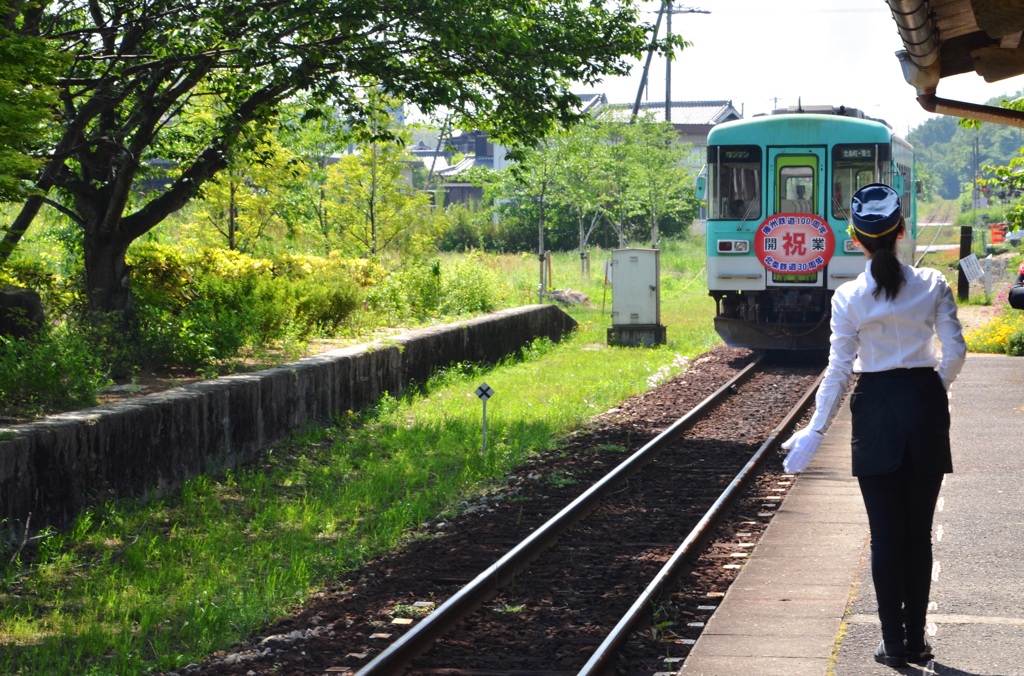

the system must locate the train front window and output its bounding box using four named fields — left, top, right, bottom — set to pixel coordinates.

left=707, top=145, right=761, bottom=220
left=778, top=166, right=814, bottom=212
left=832, top=144, right=888, bottom=220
